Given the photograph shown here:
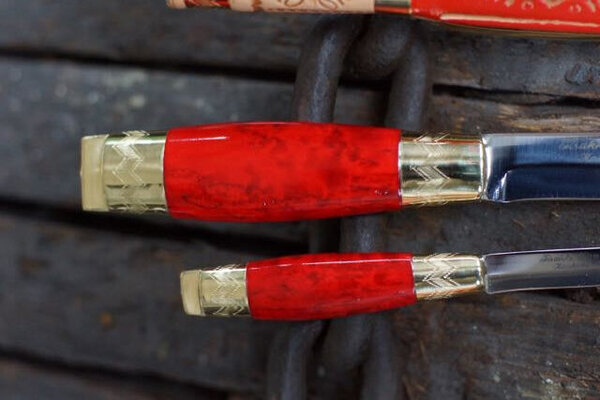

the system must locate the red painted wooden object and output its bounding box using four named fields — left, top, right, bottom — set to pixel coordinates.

left=245, top=253, right=416, bottom=320
left=164, top=122, right=401, bottom=222
left=412, top=0, right=600, bottom=34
